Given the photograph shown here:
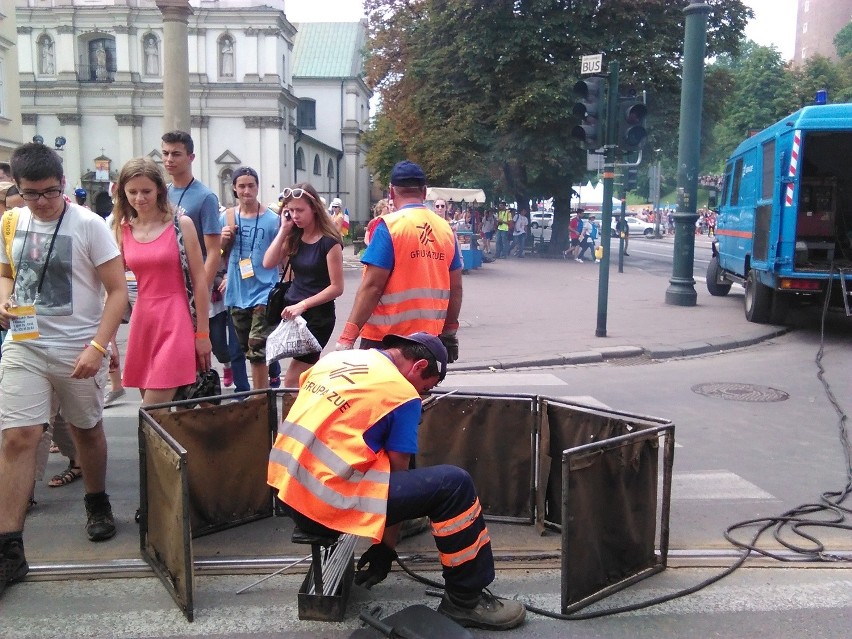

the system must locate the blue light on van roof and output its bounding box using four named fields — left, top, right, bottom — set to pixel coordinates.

left=815, top=89, right=828, bottom=105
